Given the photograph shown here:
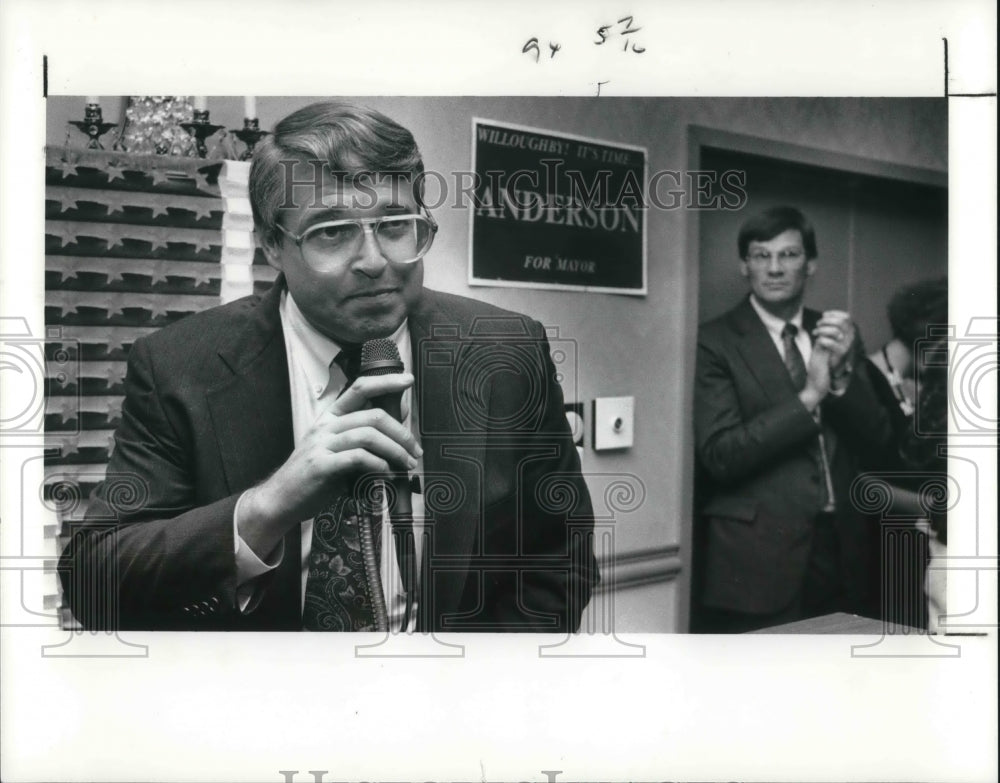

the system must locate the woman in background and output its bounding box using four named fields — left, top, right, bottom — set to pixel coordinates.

left=864, top=277, right=948, bottom=630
